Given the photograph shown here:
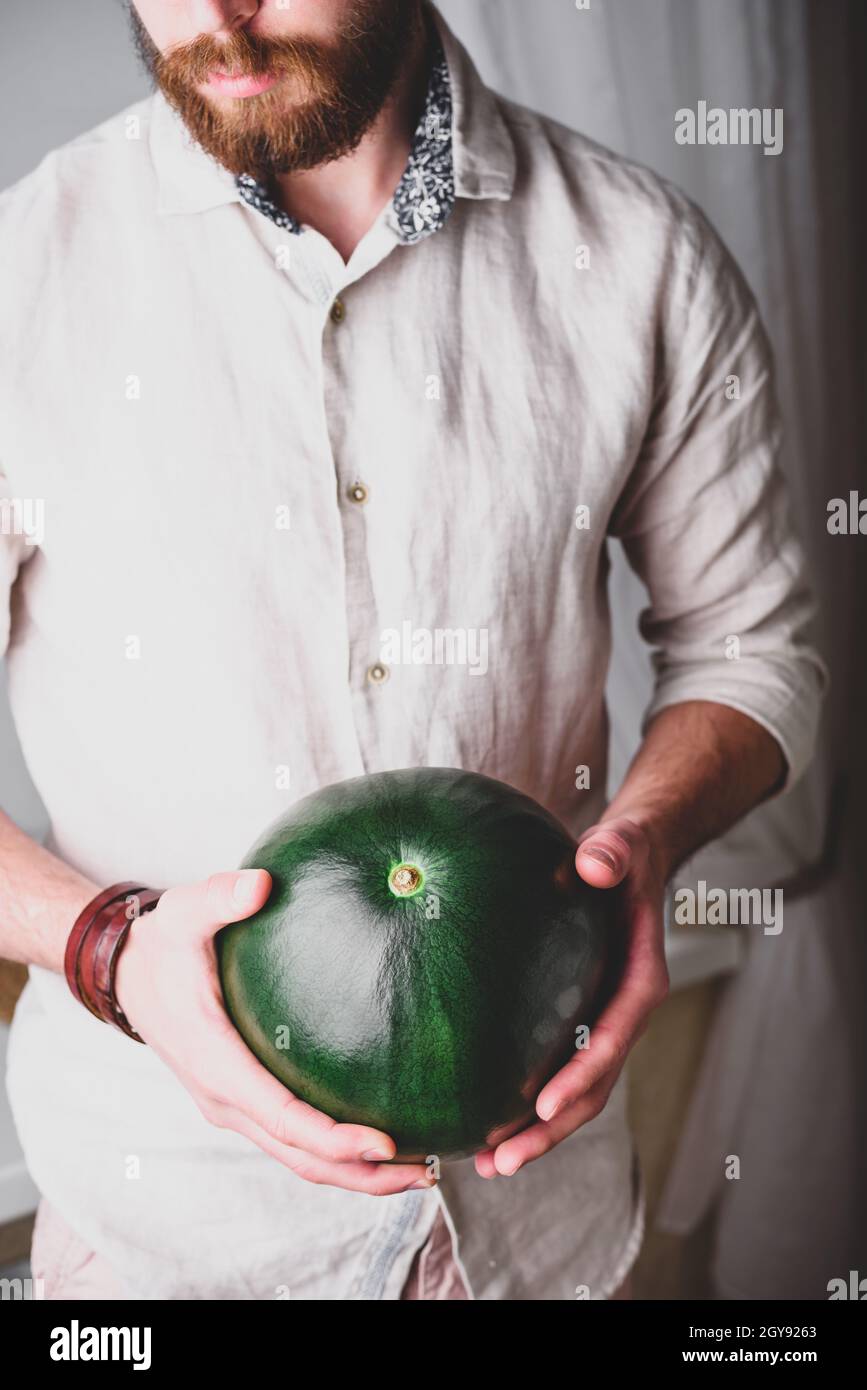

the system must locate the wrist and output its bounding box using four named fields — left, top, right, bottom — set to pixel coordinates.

left=21, top=874, right=102, bottom=975
left=50, top=879, right=103, bottom=971
left=63, top=883, right=162, bottom=1040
